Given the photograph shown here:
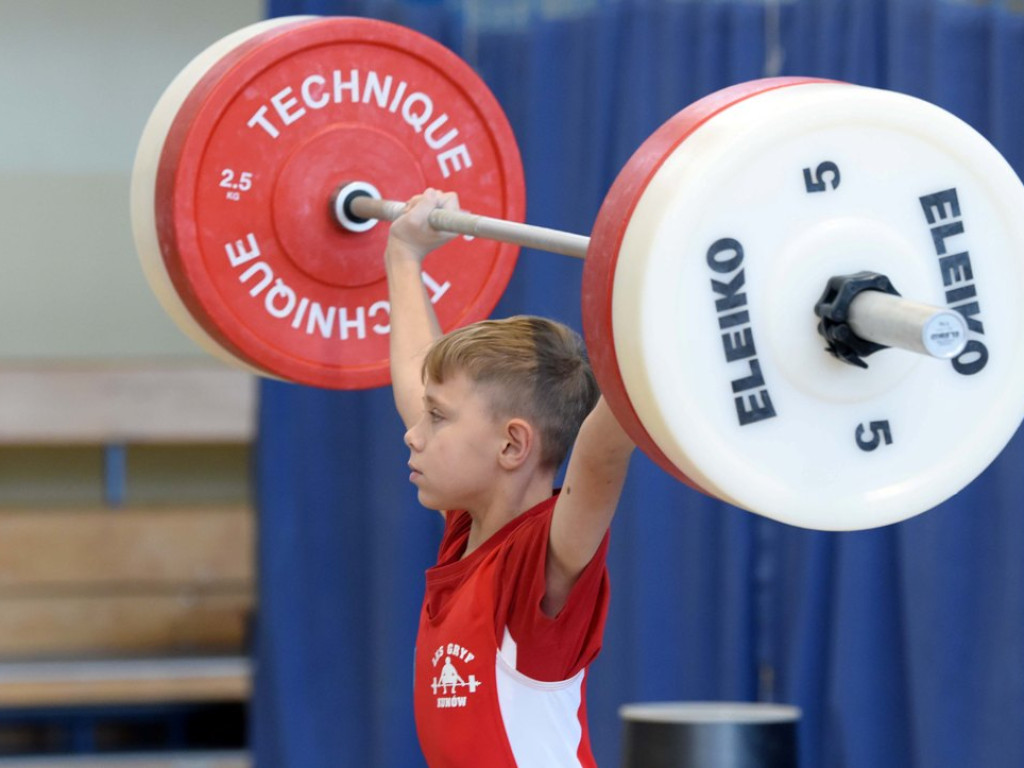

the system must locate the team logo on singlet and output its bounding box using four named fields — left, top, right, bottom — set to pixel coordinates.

left=429, top=642, right=482, bottom=709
